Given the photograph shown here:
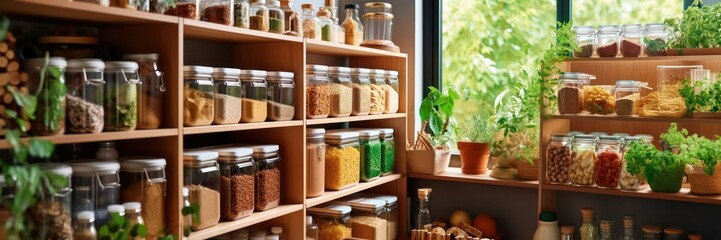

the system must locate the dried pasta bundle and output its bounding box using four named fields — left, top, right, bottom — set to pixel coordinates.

left=638, top=88, right=686, bottom=118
